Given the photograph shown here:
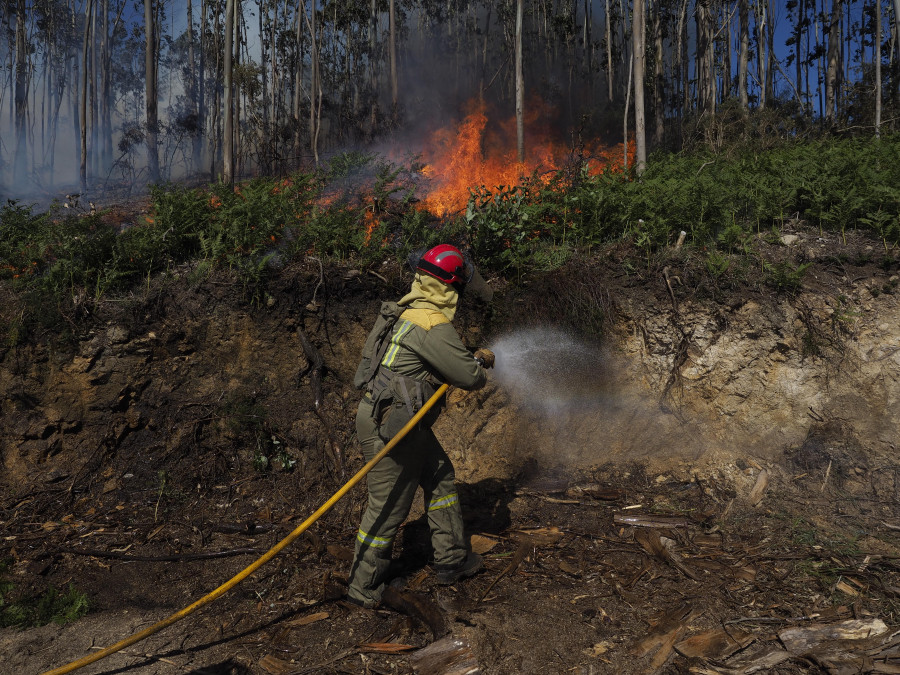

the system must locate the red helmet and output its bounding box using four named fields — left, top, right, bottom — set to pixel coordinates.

left=415, top=244, right=473, bottom=289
